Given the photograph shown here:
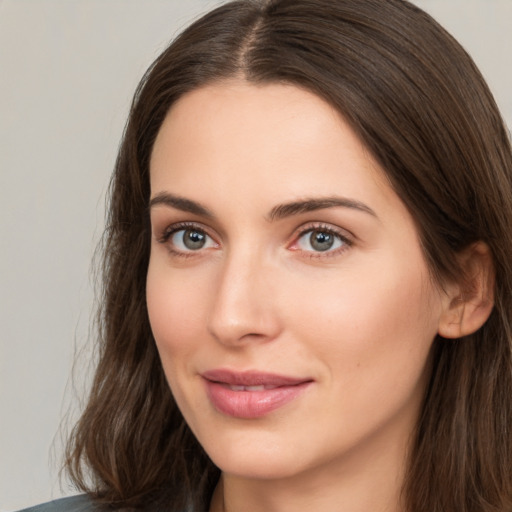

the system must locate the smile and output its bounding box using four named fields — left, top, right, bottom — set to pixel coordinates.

left=201, top=369, right=313, bottom=419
